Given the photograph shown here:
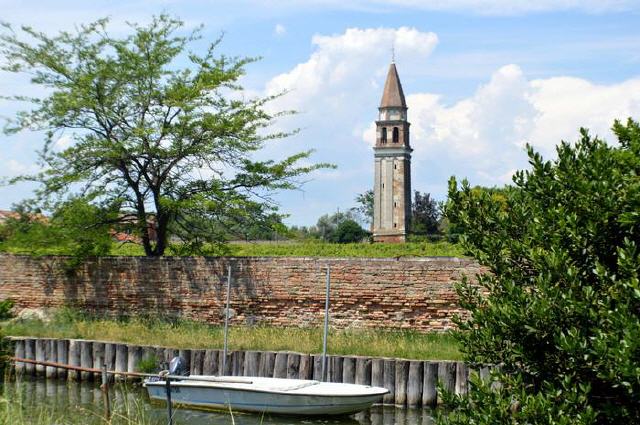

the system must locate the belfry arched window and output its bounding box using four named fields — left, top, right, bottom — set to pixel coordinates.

left=381, top=127, right=387, bottom=144
left=392, top=127, right=399, bottom=143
